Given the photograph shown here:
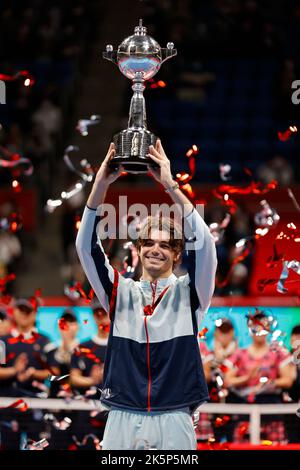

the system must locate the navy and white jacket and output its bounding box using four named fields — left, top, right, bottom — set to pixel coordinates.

left=76, top=205, right=217, bottom=412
